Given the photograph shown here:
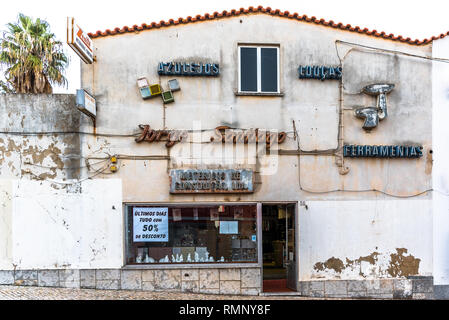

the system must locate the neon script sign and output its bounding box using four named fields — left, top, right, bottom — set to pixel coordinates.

left=298, top=65, right=342, bottom=81
left=158, top=62, right=219, bottom=76
left=135, top=125, right=287, bottom=149
left=343, top=145, right=423, bottom=158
